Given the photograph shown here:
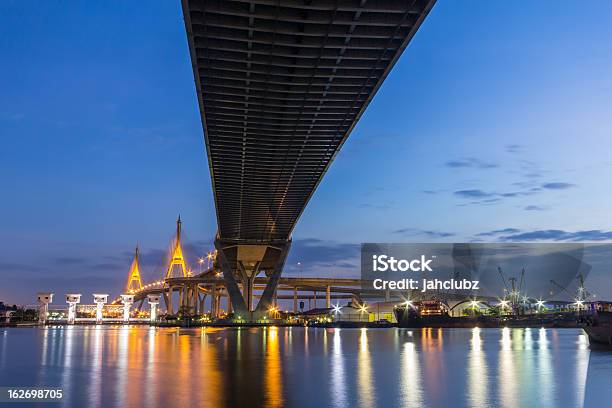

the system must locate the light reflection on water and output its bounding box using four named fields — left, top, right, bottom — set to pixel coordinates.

left=0, top=326, right=610, bottom=407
